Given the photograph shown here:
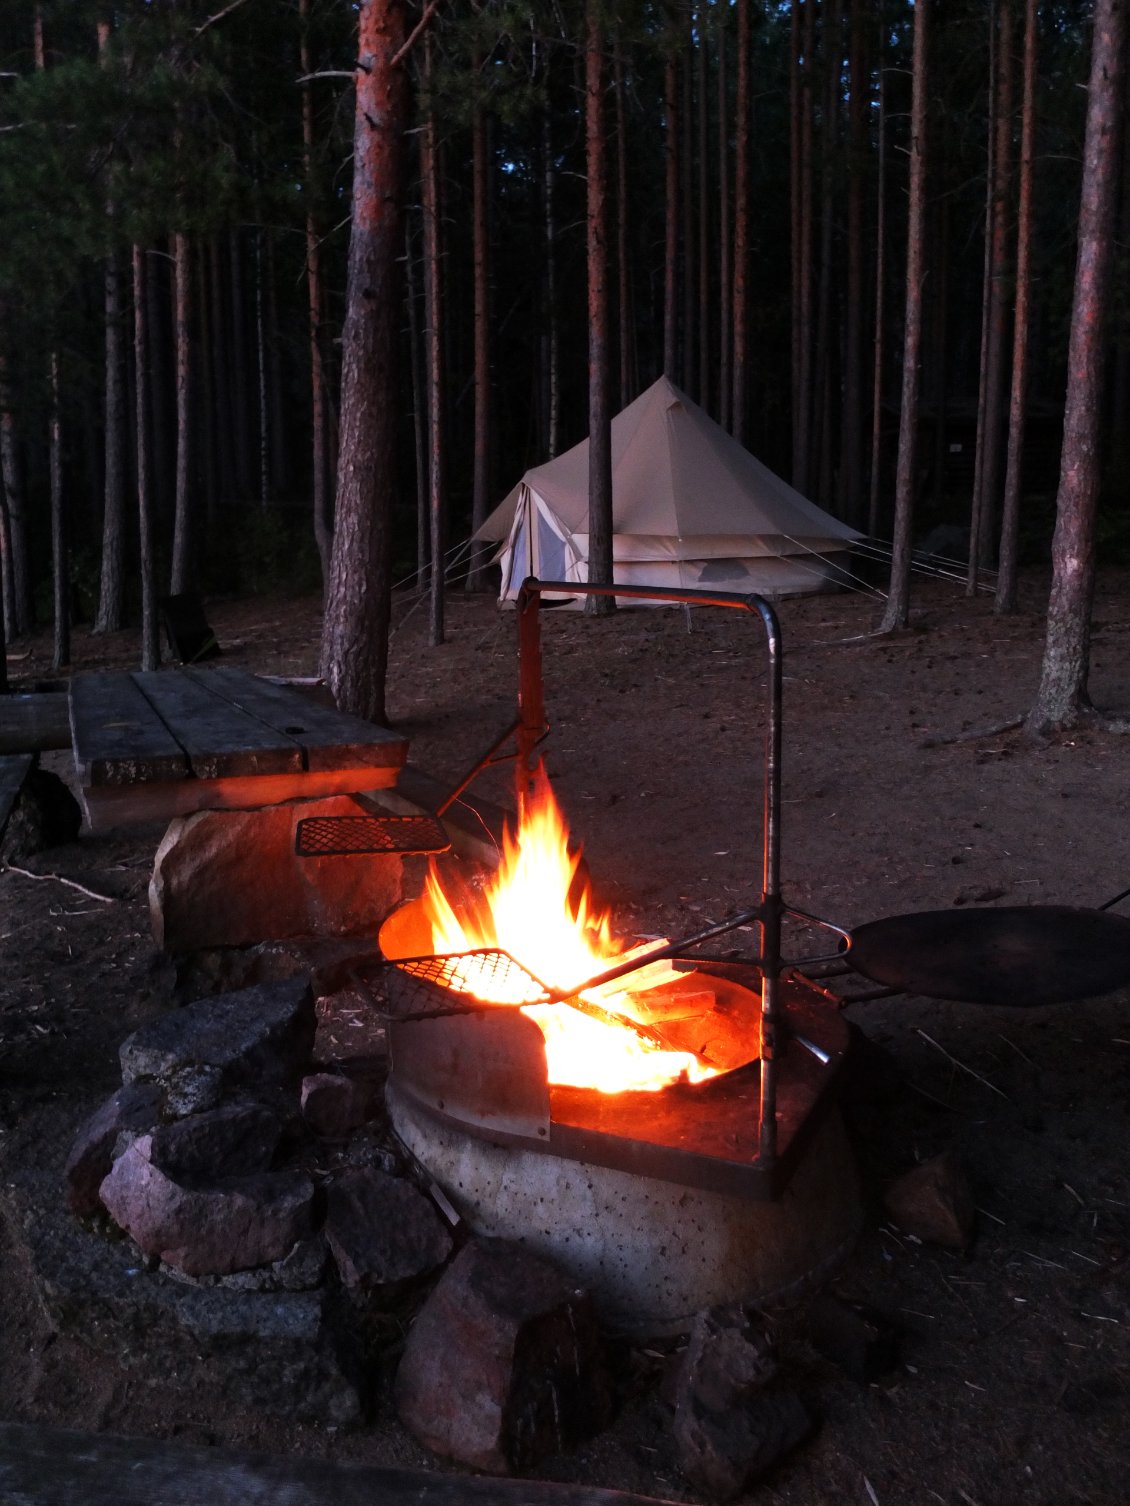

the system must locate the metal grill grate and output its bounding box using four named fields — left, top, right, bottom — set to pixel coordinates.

left=357, top=948, right=552, bottom=1019
left=295, top=814, right=451, bottom=857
